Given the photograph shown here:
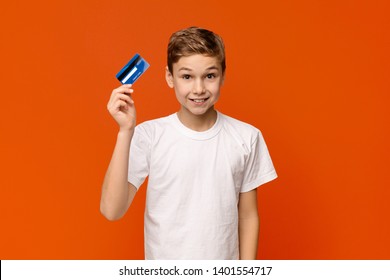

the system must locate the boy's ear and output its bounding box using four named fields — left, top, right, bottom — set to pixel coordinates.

left=165, top=66, right=174, bottom=88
